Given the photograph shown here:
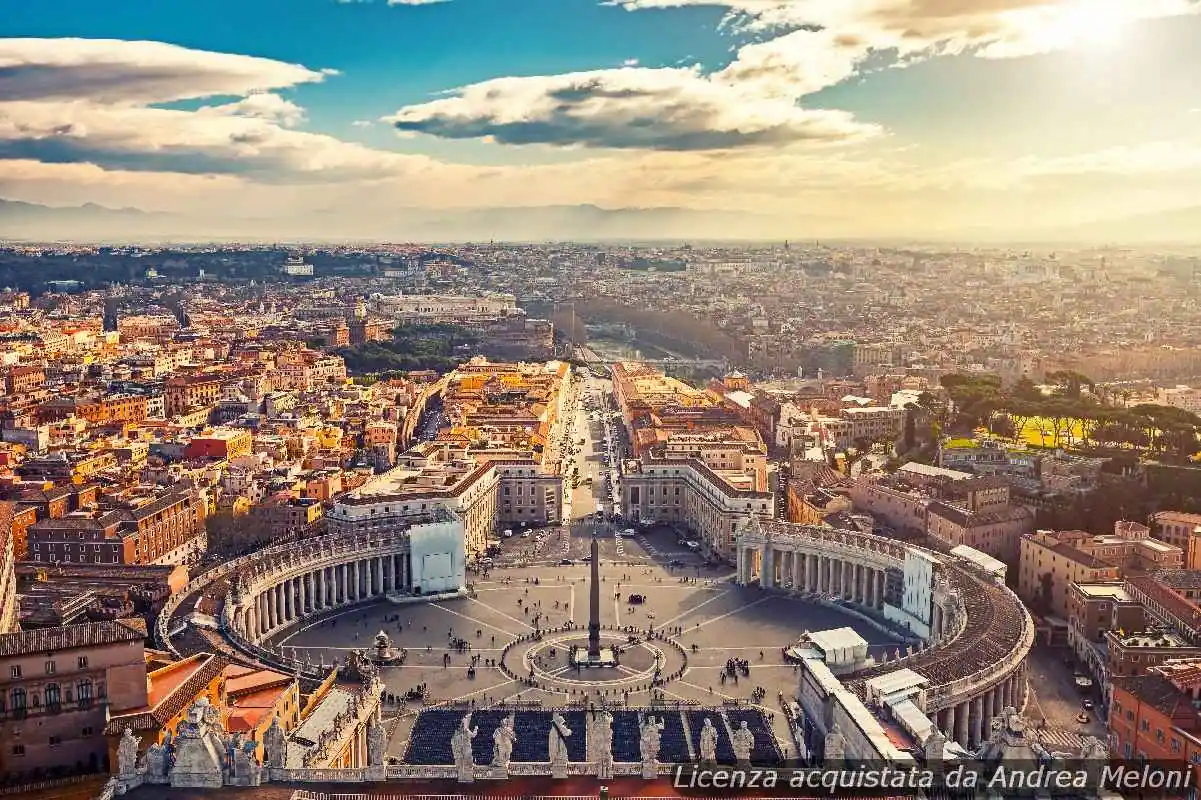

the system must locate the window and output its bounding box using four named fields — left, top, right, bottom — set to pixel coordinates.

left=10, top=666, right=20, bottom=679
left=82, top=726, right=94, bottom=737
left=77, top=656, right=88, bottom=670
left=45, top=683, right=61, bottom=713
left=11, top=745, right=24, bottom=756
left=49, top=735, right=61, bottom=747
left=45, top=660, right=56, bottom=675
